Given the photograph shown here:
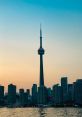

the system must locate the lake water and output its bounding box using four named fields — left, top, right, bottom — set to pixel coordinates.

left=0, top=108, right=82, bottom=117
